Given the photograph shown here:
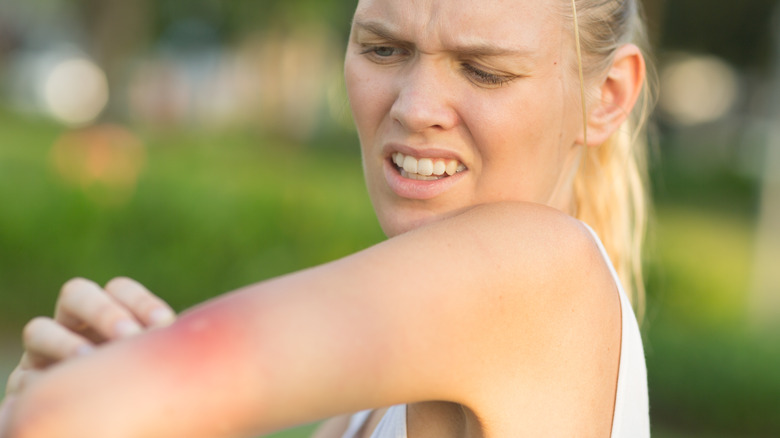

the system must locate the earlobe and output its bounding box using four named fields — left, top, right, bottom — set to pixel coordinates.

left=579, top=44, right=646, bottom=147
